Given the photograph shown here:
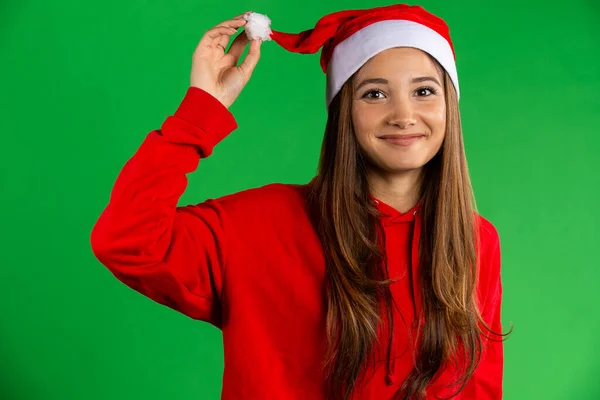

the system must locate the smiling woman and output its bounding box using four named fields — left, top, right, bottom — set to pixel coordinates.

left=352, top=48, right=447, bottom=179
left=91, top=3, right=509, bottom=400
left=309, top=34, right=498, bottom=398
